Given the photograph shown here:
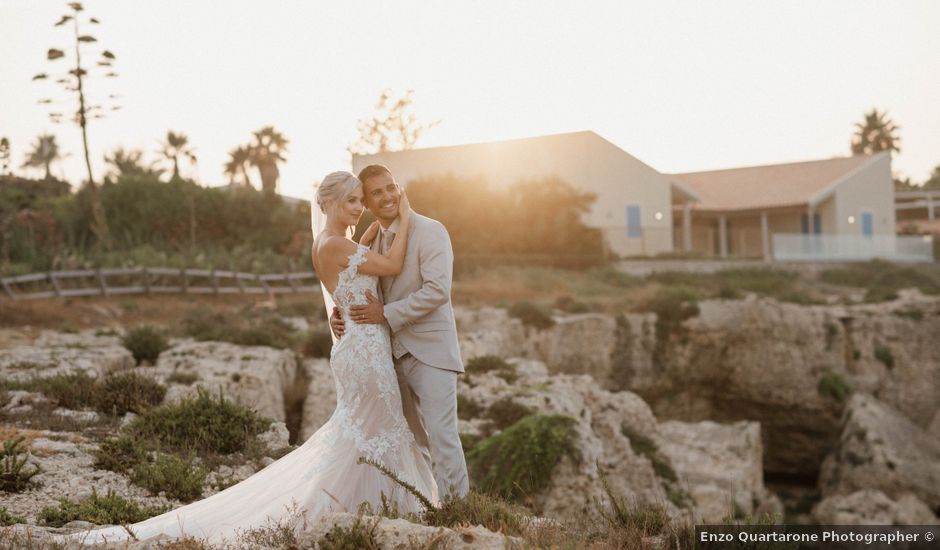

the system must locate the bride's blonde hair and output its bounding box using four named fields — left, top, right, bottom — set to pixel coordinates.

left=315, top=171, right=361, bottom=216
